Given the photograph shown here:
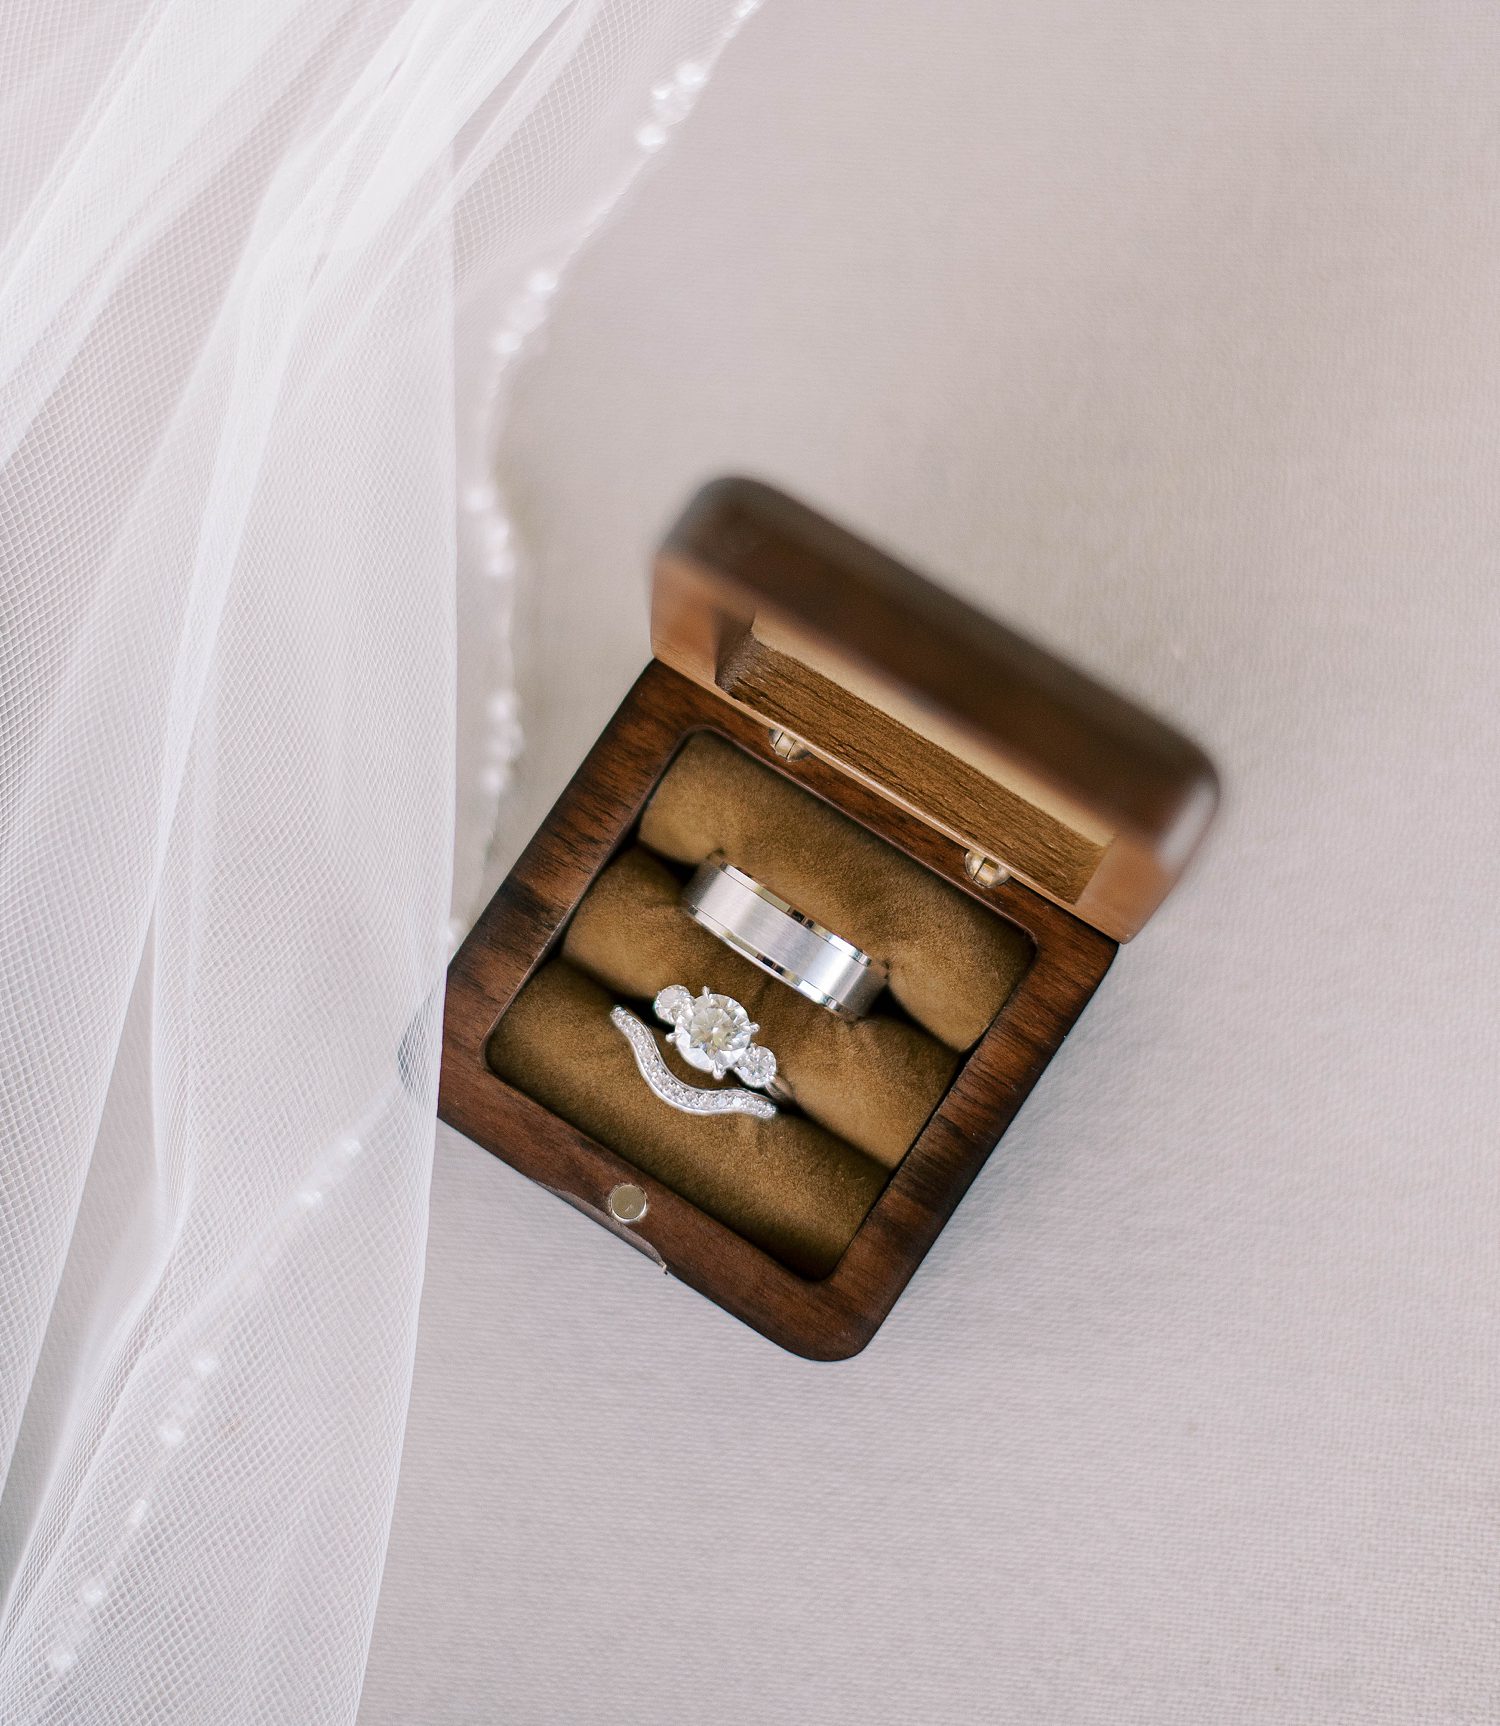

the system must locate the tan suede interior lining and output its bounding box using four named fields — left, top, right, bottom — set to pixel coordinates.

left=487, top=731, right=1033, bottom=1278
left=637, top=733, right=1028, bottom=1048
left=487, top=962, right=887, bottom=1279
